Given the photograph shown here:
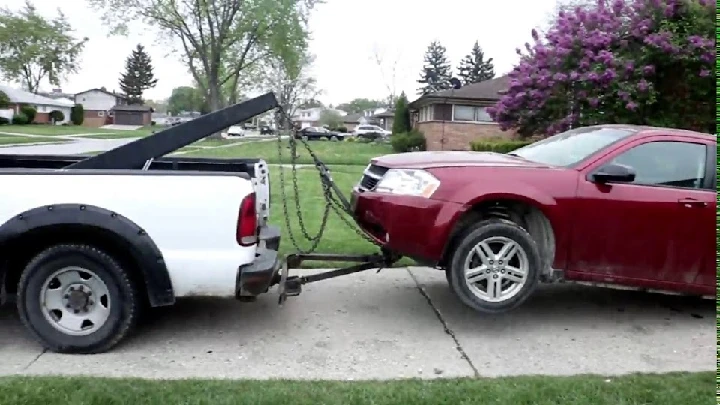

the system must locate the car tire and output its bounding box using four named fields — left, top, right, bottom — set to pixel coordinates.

left=447, top=218, right=541, bottom=314
left=17, top=244, right=140, bottom=354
